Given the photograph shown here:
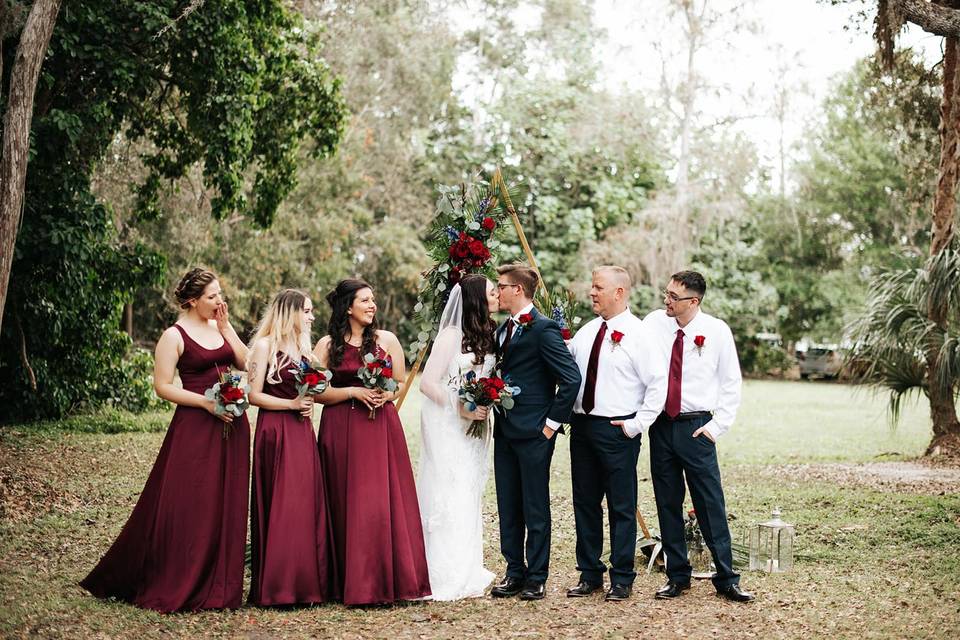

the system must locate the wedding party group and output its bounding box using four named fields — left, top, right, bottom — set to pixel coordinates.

left=79, top=262, right=753, bottom=614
